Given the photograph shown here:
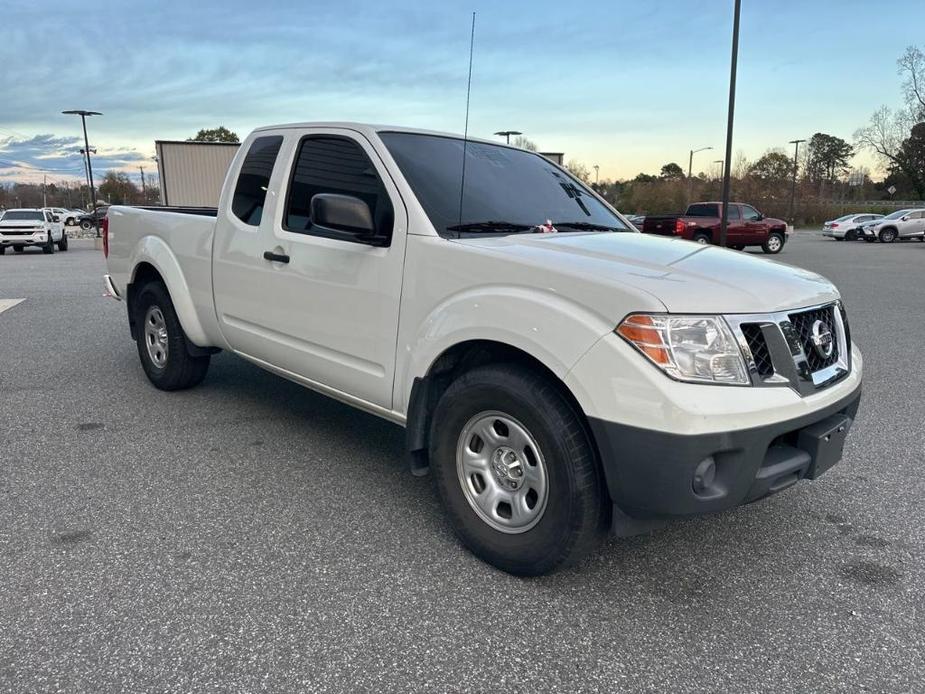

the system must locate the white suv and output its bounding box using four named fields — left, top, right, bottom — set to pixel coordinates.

left=862, top=208, right=925, bottom=243
left=0, top=208, right=68, bottom=254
